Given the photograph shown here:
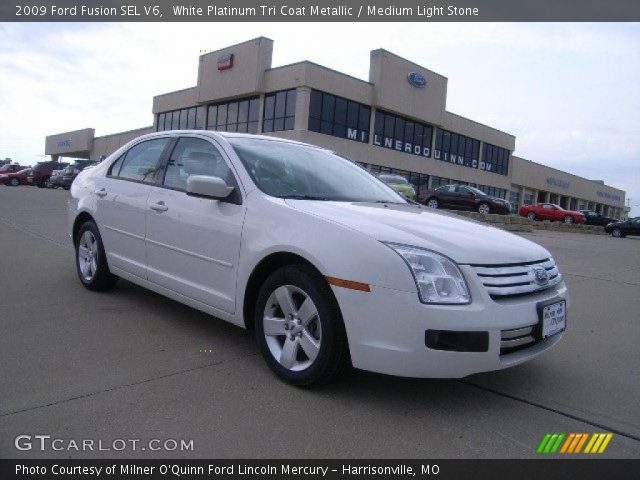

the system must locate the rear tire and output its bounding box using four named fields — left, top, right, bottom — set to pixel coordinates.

left=75, top=221, right=118, bottom=291
left=527, top=212, right=537, bottom=221
left=254, top=264, right=349, bottom=387
left=9, top=178, right=19, bottom=186
left=612, top=228, right=624, bottom=238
